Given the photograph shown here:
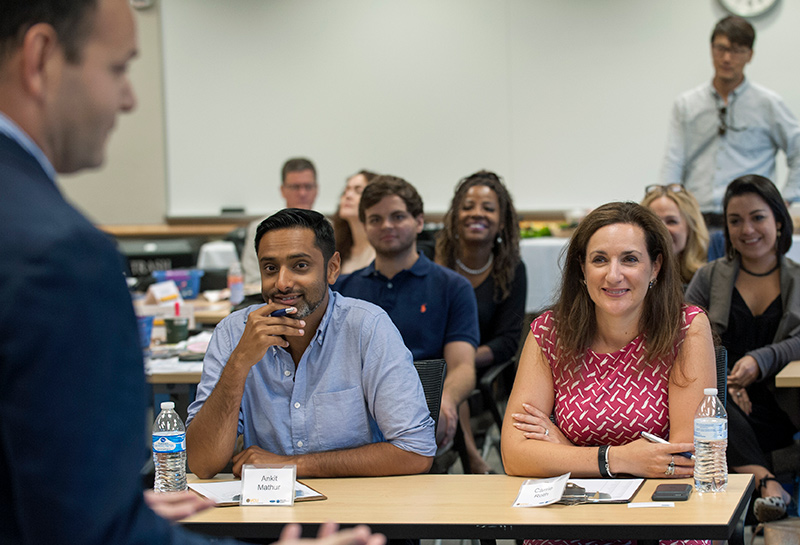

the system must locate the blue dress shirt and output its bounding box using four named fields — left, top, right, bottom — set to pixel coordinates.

left=186, top=290, right=436, bottom=458
left=660, top=79, right=800, bottom=212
